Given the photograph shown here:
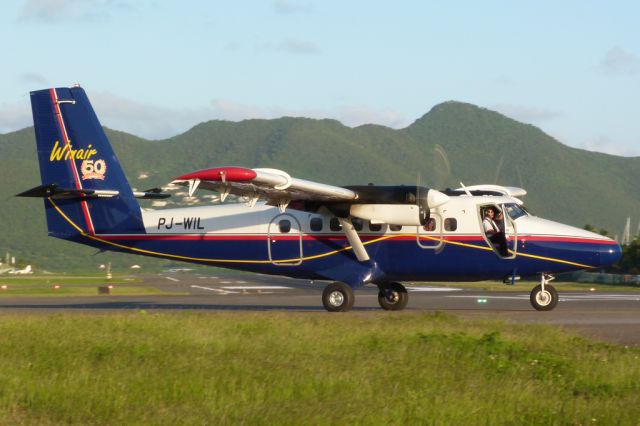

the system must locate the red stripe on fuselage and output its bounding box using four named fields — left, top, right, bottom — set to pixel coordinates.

left=96, top=233, right=615, bottom=244
left=519, top=236, right=617, bottom=245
